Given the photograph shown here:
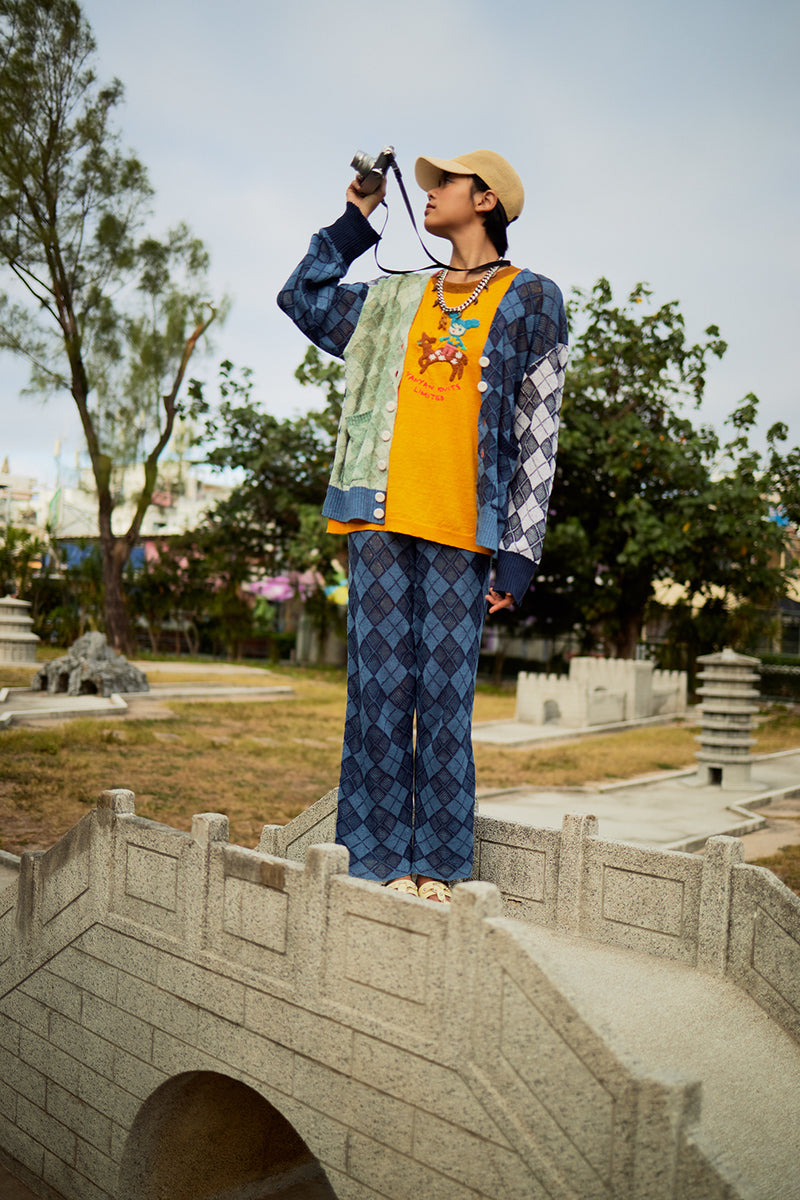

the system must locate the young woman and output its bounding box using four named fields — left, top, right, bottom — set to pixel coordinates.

left=278, top=150, right=568, bottom=902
